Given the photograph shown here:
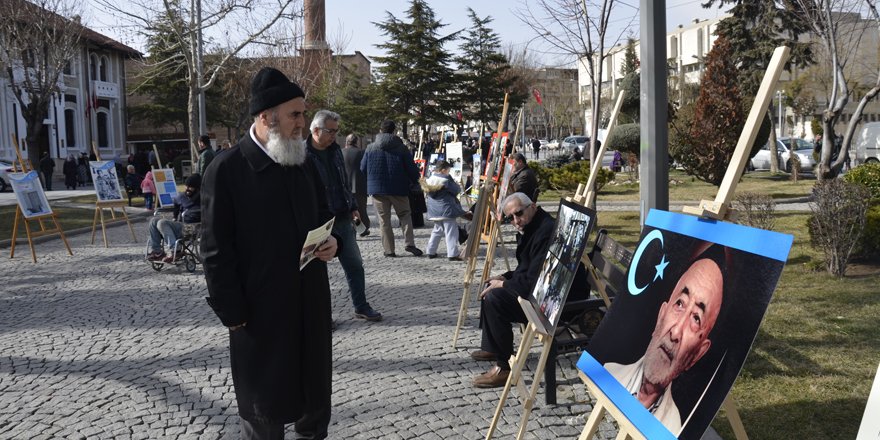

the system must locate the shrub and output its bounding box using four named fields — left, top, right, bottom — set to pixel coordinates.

left=530, top=160, right=614, bottom=192
left=843, top=162, right=880, bottom=204
left=808, top=179, right=870, bottom=277
left=733, top=192, right=776, bottom=230
left=859, top=205, right=880, bottom=258
left=607, top=123, right=640, bottom=156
